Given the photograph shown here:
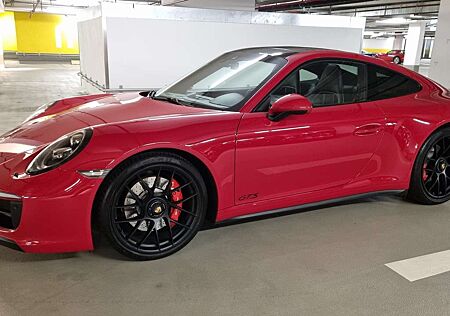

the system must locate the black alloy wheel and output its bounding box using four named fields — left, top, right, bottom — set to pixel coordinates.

left=98, top=153, right=207, bottom=260
left=407, top=128, right=450, bottom=204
